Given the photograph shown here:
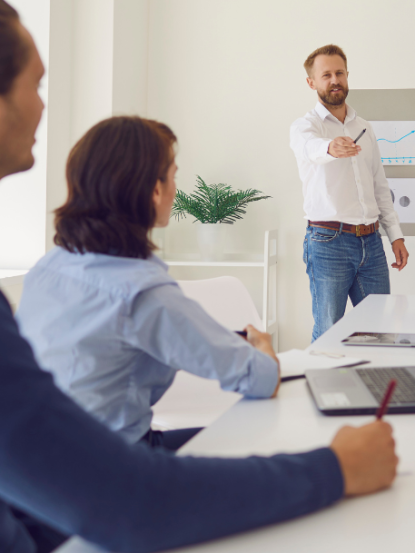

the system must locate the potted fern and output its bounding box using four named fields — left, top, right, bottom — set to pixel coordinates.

left=172, top=176, right=271, bottom=260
